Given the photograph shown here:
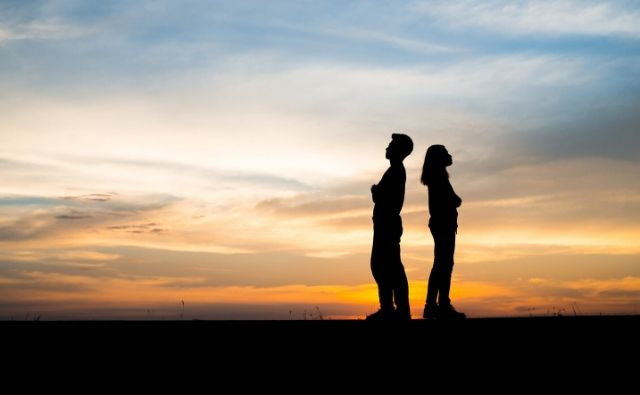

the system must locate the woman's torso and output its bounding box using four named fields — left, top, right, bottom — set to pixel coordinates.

left=427, top=177, right=460, bottom=229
